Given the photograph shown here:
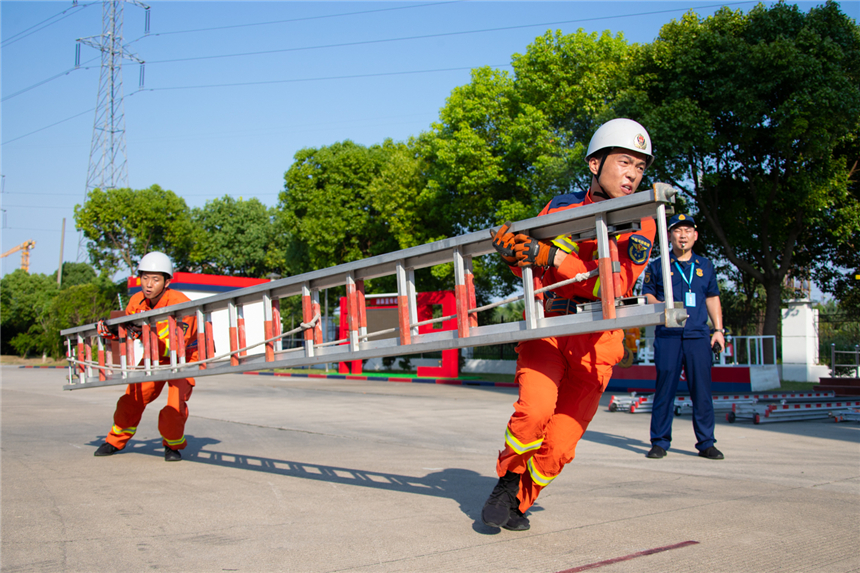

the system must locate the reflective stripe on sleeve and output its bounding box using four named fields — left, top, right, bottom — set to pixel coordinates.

left=551, top=236, right=579, bottom=255
left=592, top=278, right=601, bottom=298
left=505, top=427, right=543, bottom=455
